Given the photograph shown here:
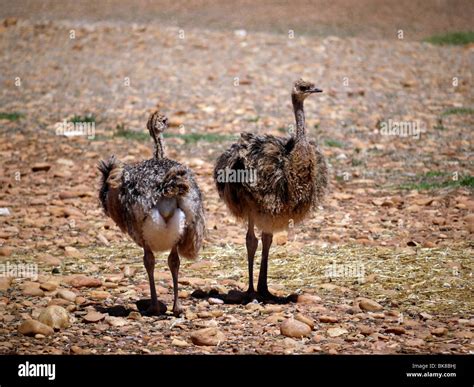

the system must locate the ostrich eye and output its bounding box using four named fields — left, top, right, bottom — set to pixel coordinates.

left=300, top=85, right=309, bottom=92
